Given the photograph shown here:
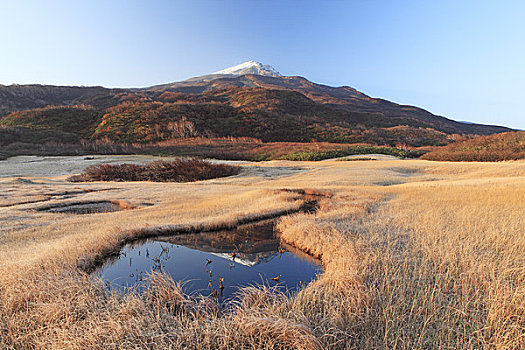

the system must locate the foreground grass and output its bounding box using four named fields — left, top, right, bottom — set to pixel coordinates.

left=0, top=159, right=524, bottom=348
left=377, top=178, right=525, bottom=348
